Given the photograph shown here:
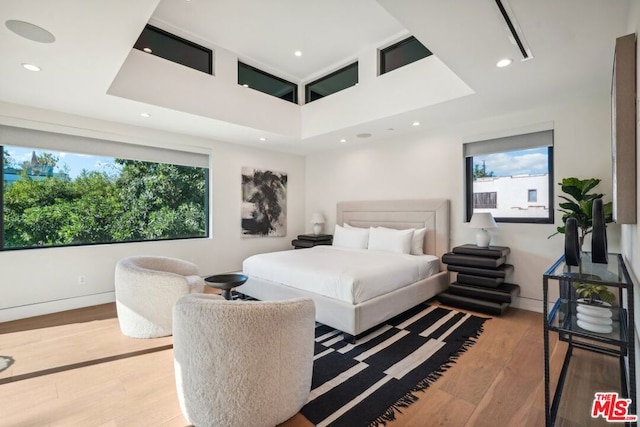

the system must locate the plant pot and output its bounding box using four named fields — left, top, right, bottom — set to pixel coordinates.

left=576, top=298, right=613, bottom=333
